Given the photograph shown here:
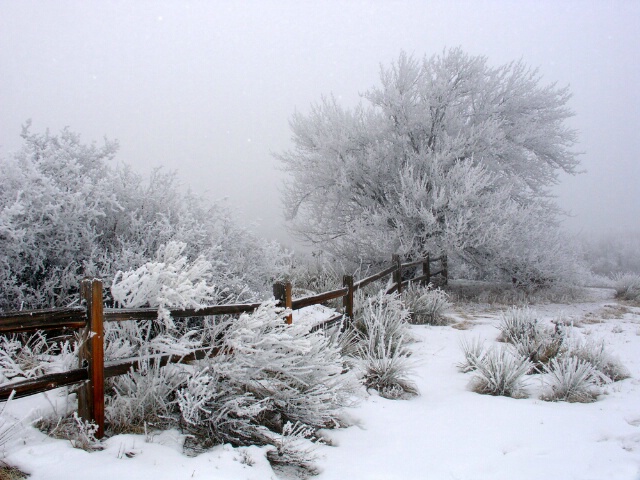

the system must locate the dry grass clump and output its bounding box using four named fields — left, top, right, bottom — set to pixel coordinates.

left=0, top=462, right=28, bottom=480
left=34, top=412, right=103, bottom=452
